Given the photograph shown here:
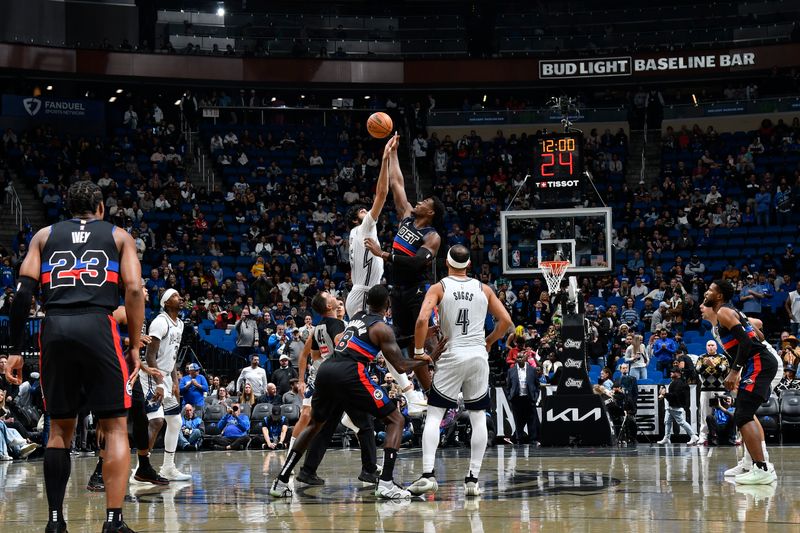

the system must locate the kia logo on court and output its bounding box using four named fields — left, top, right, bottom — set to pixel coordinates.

left=23, top=97, right=42, bottom=116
